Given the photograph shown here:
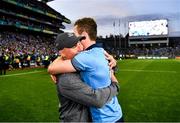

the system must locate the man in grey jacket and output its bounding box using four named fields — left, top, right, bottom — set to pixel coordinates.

left=56, top=73, right=119, bottom=122
left=49, top=33, right=120, bottom=122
